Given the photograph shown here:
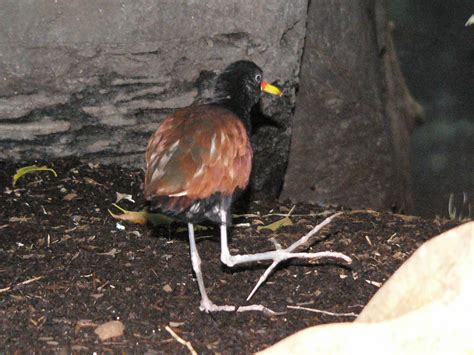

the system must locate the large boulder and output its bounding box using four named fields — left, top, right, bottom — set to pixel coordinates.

left=0, top=0, right=308, bottom=198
